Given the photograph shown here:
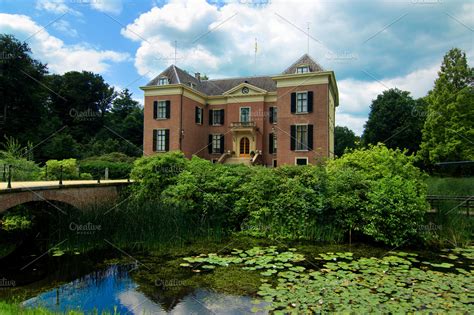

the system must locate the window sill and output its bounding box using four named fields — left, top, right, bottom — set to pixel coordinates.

left=211, top=124, right=223, bottom=126
left=155, top=117, right=169, bottom=120
left=294, top=112, right=309, bottom=115
left=295, top=149, right=309, bottom=152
